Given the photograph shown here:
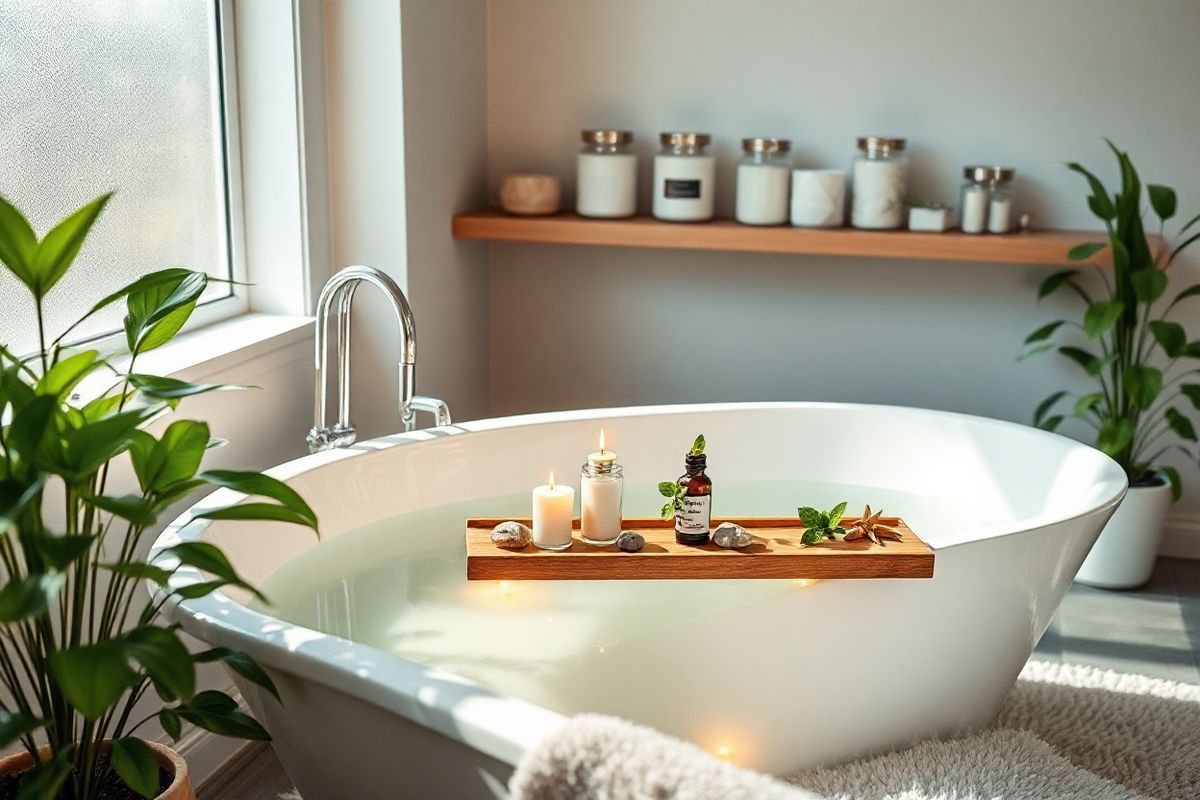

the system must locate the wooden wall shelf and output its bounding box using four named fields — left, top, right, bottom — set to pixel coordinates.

left=452, top=209, right=1145, bottom=267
